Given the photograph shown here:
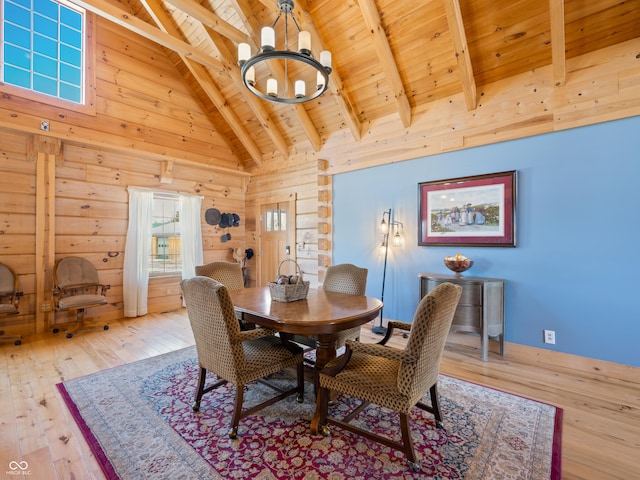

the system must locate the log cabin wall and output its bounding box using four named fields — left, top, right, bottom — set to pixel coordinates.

left=0, top=130, right=248, bottom=335
left=0, top=16, right=249, bottom=336
left=1, top=15, right=639, bottom=337
left=244, top=161, right=320, bottom=288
